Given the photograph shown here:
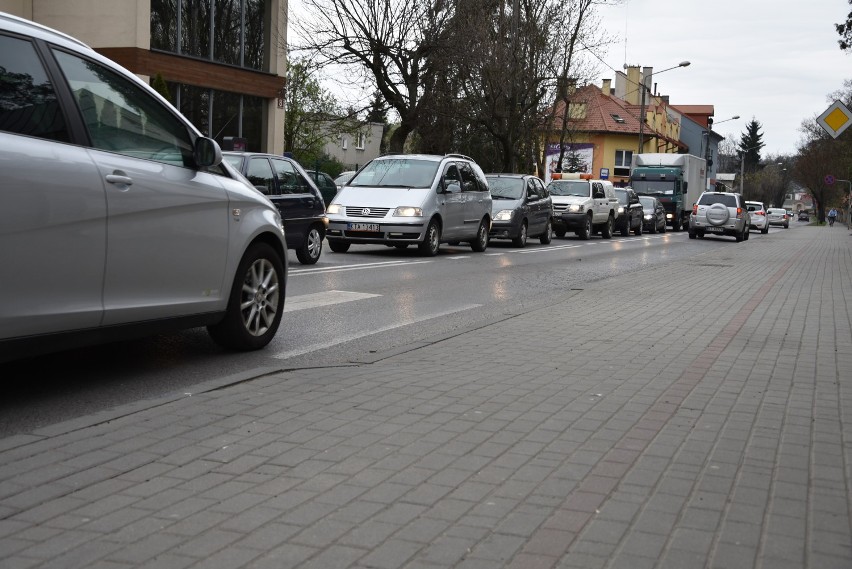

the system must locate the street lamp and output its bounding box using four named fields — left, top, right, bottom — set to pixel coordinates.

left=711, top=115, right=740, bottom=129
left=738, top=144, right=764, bottom=195
left=637, top=61, right=691, bottom=153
